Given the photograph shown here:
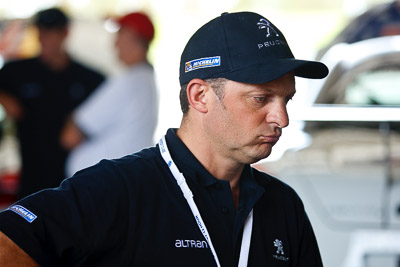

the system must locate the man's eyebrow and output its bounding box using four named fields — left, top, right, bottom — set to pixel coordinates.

left=250, top=87, right=275, bottom=93
left=254, top=87, right=296, bottom=95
